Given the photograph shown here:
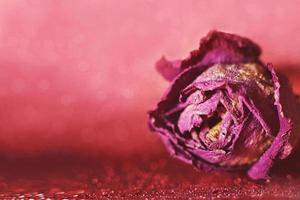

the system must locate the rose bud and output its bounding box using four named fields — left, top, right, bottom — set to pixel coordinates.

left=148, top=31, right=300, bottom=180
